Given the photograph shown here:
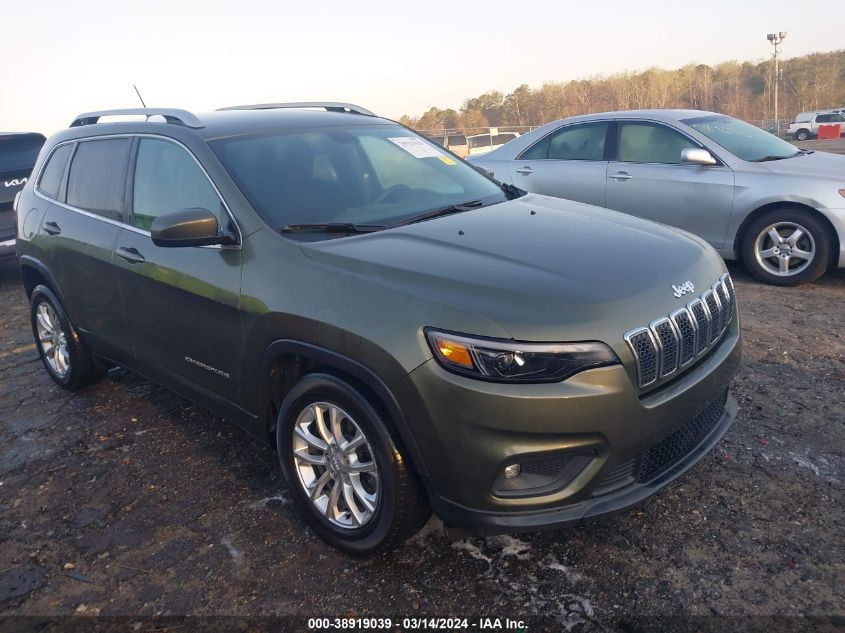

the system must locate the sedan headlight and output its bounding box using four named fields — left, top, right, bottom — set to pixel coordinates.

left=425, top=329, right=619, bottom=383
